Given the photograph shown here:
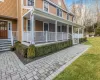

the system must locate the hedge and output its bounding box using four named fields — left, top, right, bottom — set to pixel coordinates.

left=35, top=40, right=72, bottom=57
left=11, top=41, right=28, bottom=58
left=79, top=37, right=87, bottom=43
left=12, top=40, right=72, bottom=58
left=27, top=45, right=35, bottom=58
